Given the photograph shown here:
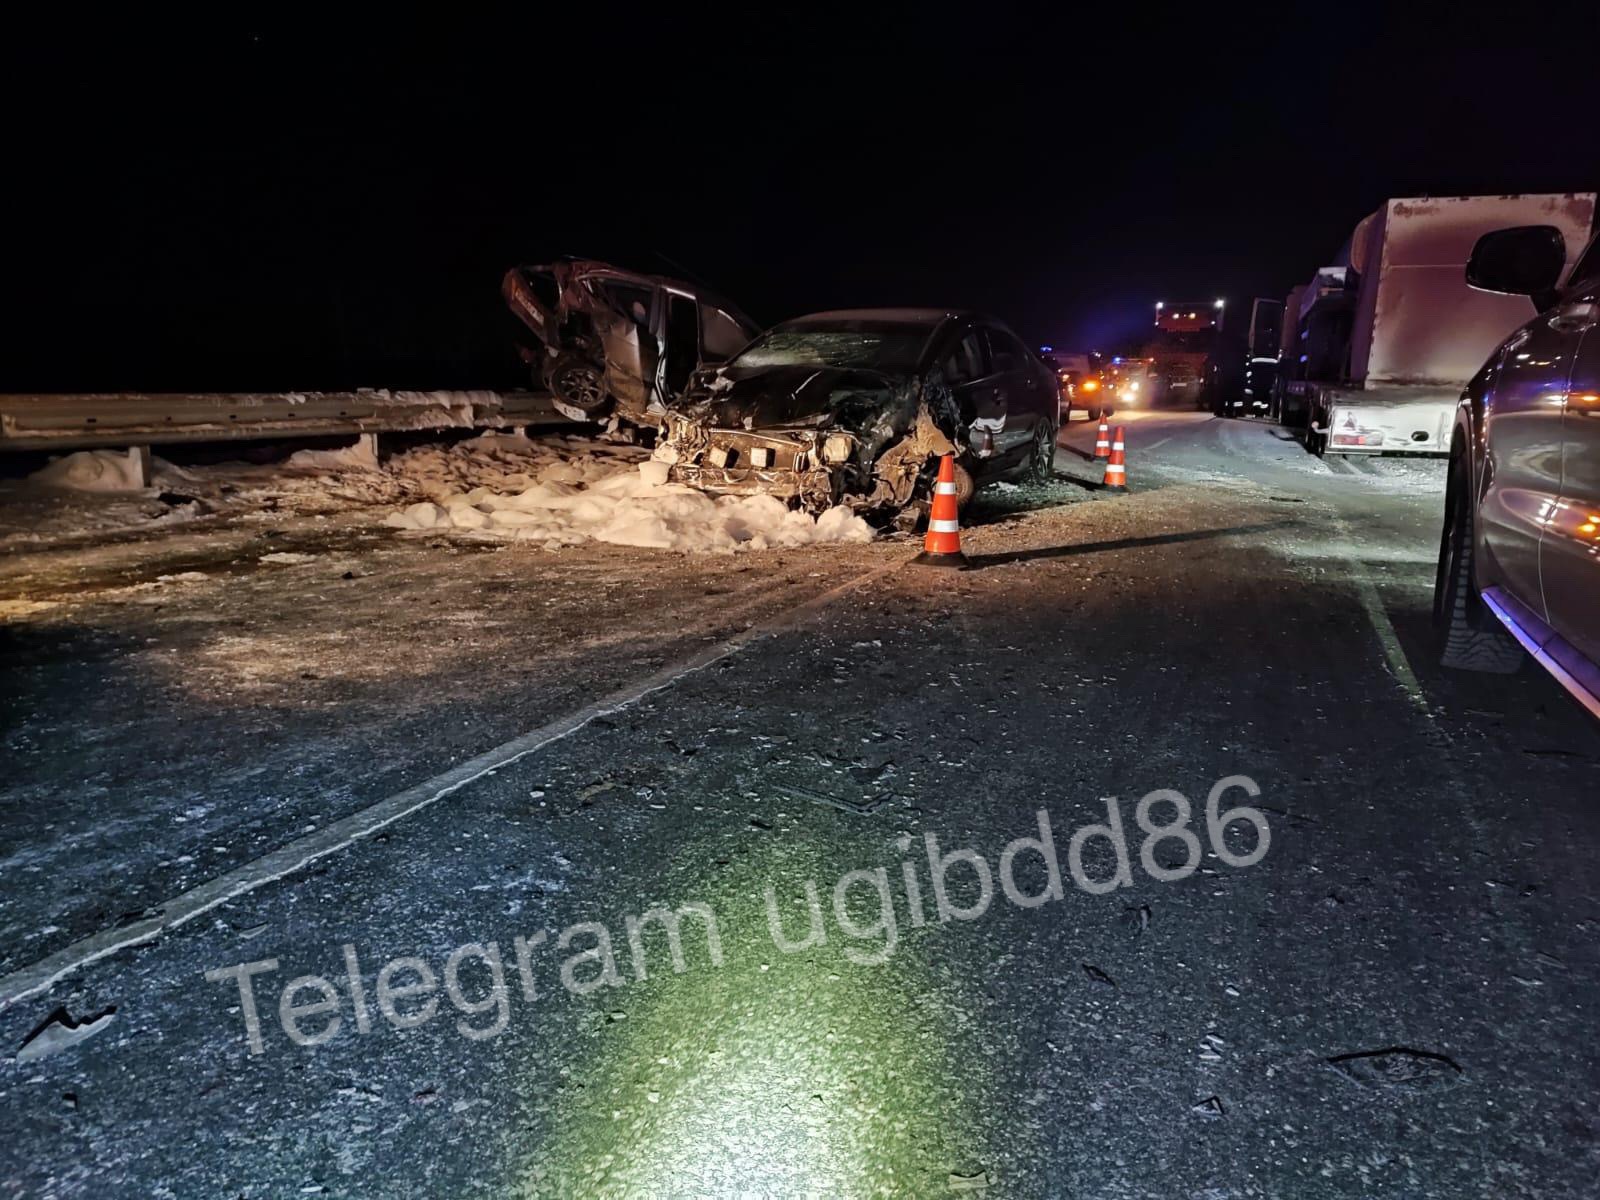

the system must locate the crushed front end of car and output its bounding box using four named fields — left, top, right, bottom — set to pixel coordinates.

left=653, top=365, right=962, bottom=519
